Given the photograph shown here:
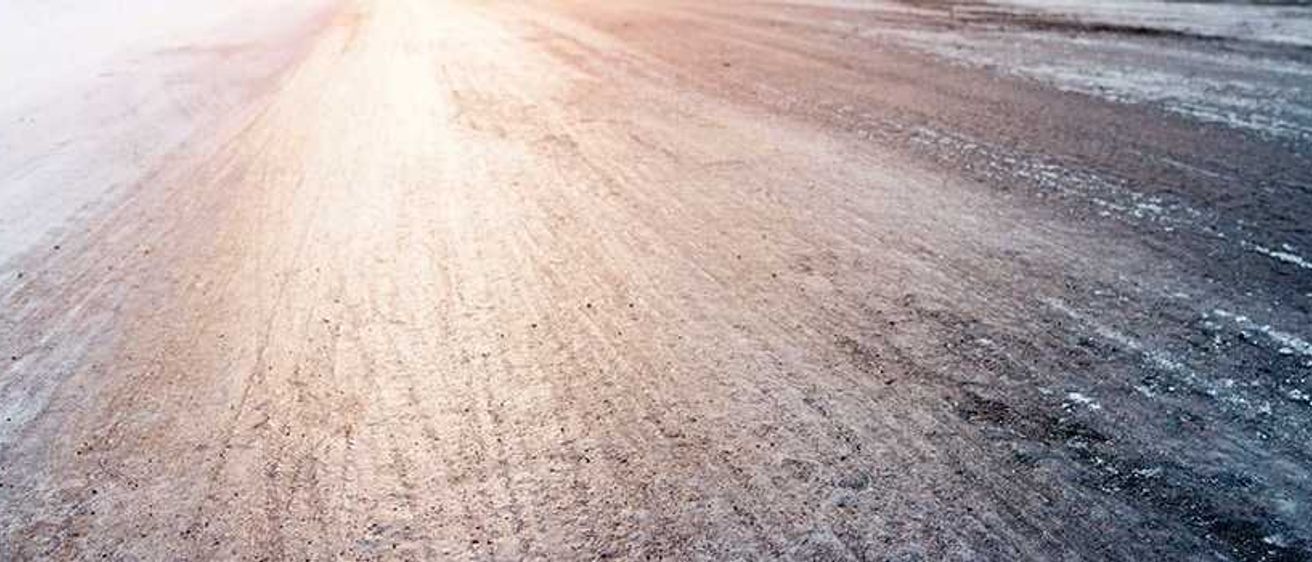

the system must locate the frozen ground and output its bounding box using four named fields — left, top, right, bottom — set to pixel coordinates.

left=1, top=0, right=1310, bottom=559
